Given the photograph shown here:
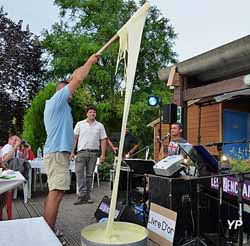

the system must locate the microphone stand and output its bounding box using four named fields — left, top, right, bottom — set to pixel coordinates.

left=218, top=166, right=223, bottom=246
left=181, top=177, right=208, bottom=246
left=129, top=146, right=150, bottom=159
left=237, top=173, right=244, bottom=246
